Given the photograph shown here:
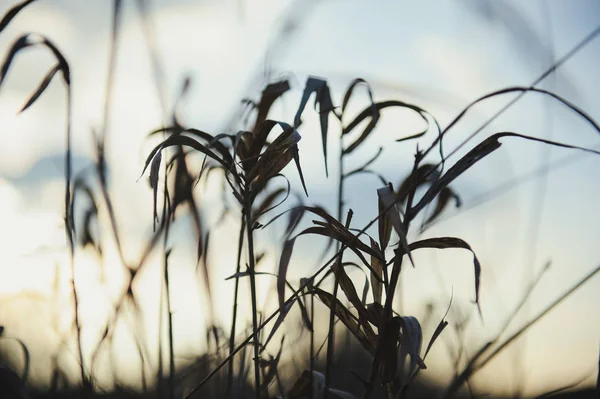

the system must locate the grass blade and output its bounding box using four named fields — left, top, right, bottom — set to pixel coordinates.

left=19, top=63, right=60, bottom=112
left=402, top=237, right=482, bottom=311
left=294, top=77, right=336, bottom=176
left=411, top=131, right=600, bottom=221
left=377, top=185, right=413, bottom=266
left=0, top=0, right=36, bottom=33
left=255, top=80, right=290, bottom=128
